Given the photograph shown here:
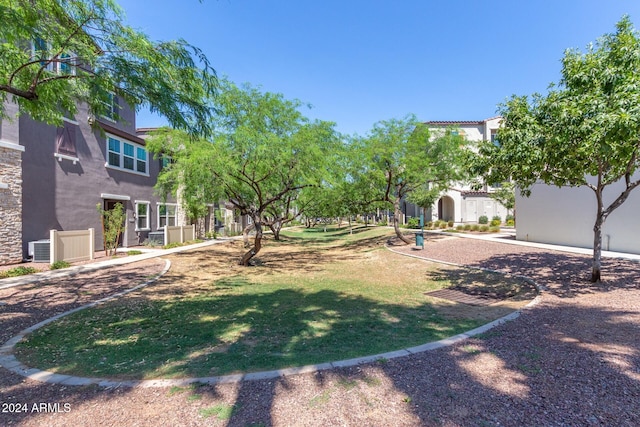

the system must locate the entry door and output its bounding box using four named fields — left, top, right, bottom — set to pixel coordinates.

left=465, top=200, right=477, bottom=222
